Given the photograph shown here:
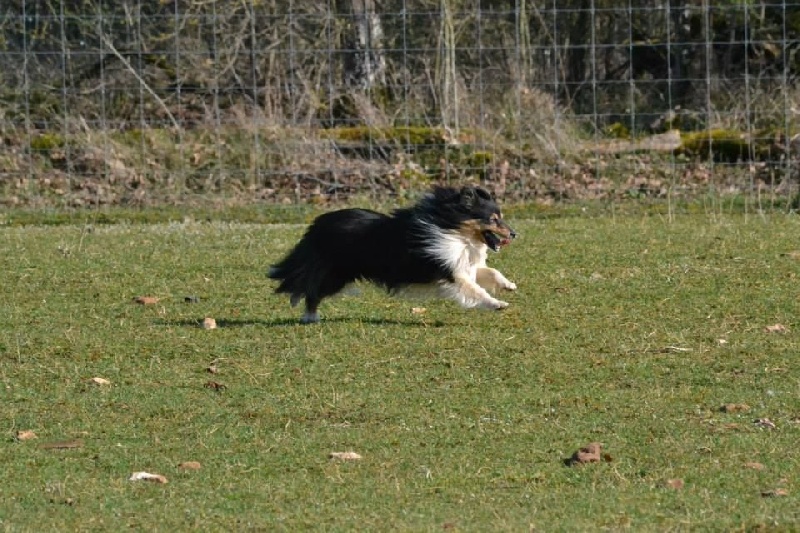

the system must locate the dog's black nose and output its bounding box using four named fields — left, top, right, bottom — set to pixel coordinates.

left=510, top=229, right=518, bottom=239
